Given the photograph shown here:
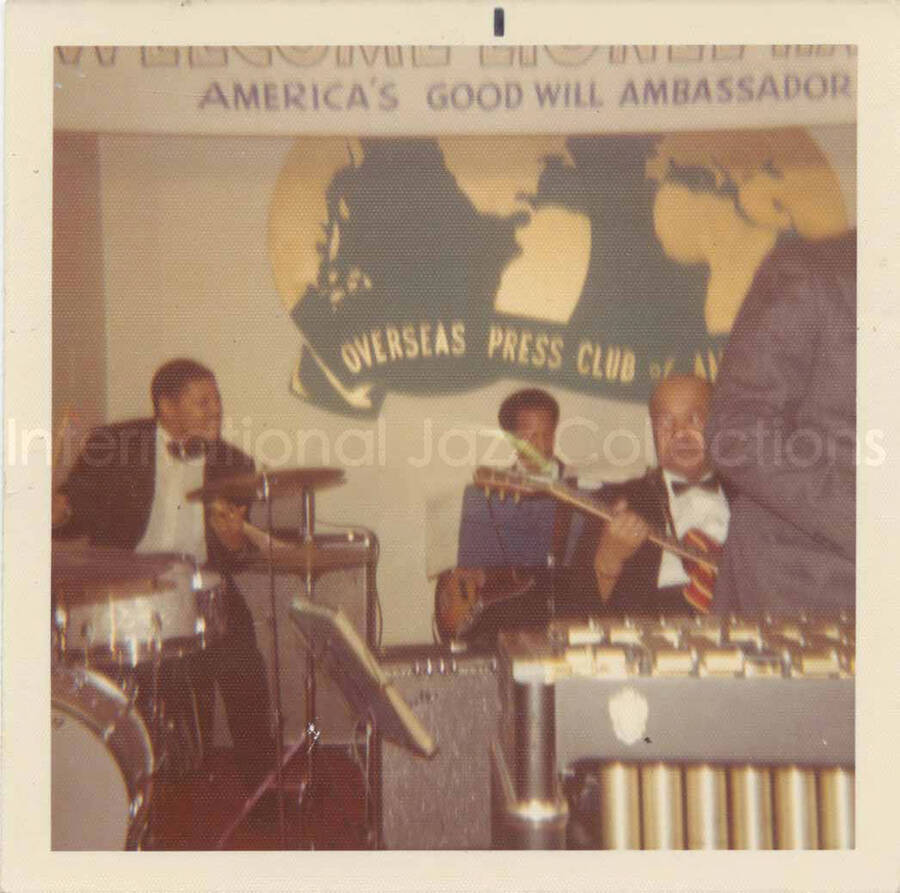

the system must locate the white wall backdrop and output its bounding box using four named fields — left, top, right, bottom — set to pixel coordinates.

left=95, top=129, right=855, bottom=644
